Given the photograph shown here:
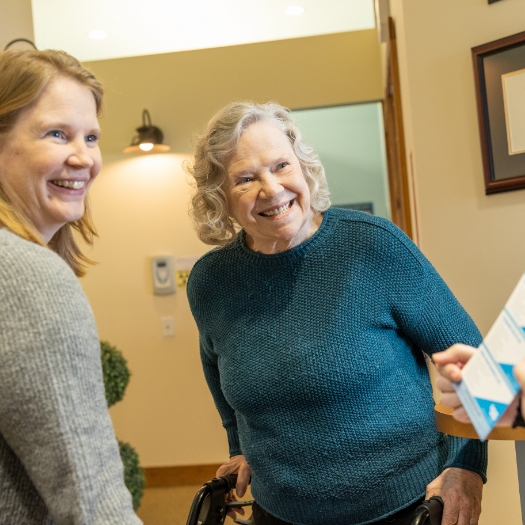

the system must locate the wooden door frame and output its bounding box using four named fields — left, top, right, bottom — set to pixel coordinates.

left=382, top=16, right=414, bottom=240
